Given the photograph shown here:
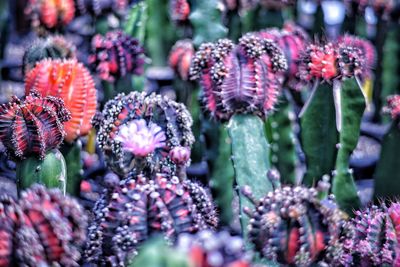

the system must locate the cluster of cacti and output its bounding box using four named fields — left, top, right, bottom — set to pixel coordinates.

left=89, top=30, right=145, bottom=82
left=0, top=184, right=87, bottom=266
left=22, top=35, right=76, bottom=74
left=97, top=91, right=194, bottom=177
left=25, top=0, right=76, bottom=32
left=84, top=173, right=217, bottom=266
left=341, top=202, right=400, bottom=266
left=243, top=185, right=346, bottom=266
left=190, top=34, right=287, bottom=120
left=25, top=58, right=97, bottom=143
